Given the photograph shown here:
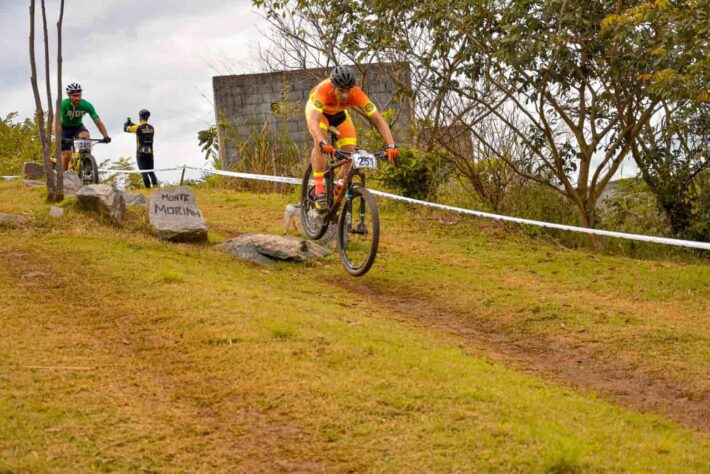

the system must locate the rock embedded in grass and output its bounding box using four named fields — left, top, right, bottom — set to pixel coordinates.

left=0, top=213, right=31, bottom=225
left=216, top=234, right=331, bottom=265
left=76, top=184, right=126, bottom=225
left=147, top=187, right=208, bottom=243
left=283, top=203, right=336, bottom=247
left=123, top=192, right=146, bottom=207
left=22, top=162, right=45, bottom=180
left=23, top=179, right=45, bottom=188
left=49, top=206, right=64, bottom=218
left=62, top=170, right=83, bottom=196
